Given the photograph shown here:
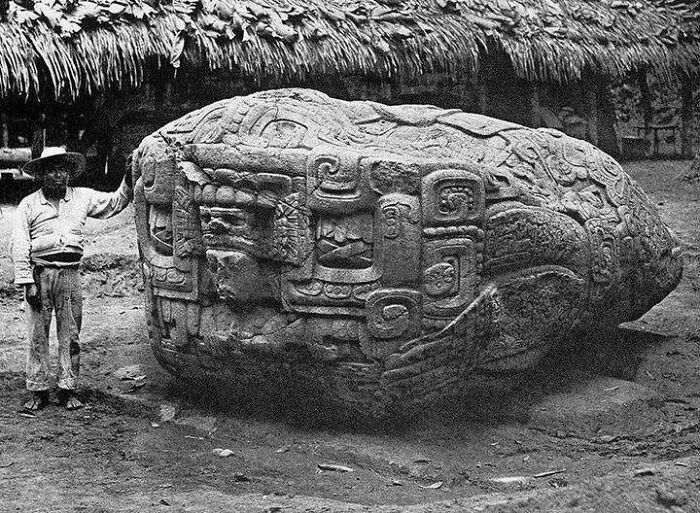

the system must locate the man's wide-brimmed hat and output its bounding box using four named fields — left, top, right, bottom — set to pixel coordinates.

left=22, top=147, right=86, bottom=180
